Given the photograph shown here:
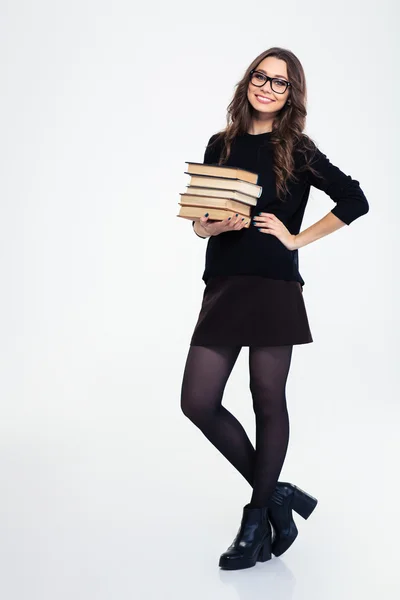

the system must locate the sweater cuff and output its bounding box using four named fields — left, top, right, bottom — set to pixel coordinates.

left=330, top=200, right=369, bottom=226
left=330, top=207, right=350, bottom=225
